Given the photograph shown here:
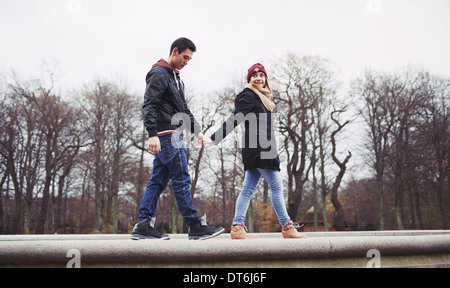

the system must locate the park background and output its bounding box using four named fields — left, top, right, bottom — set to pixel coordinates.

left=0, top=0, right=449, bottom=234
